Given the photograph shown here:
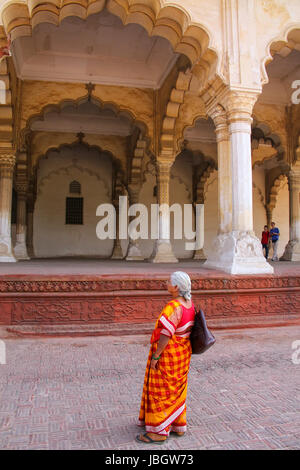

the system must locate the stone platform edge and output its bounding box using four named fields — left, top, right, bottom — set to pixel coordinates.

left=0, top=273, right=299, bottom=330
